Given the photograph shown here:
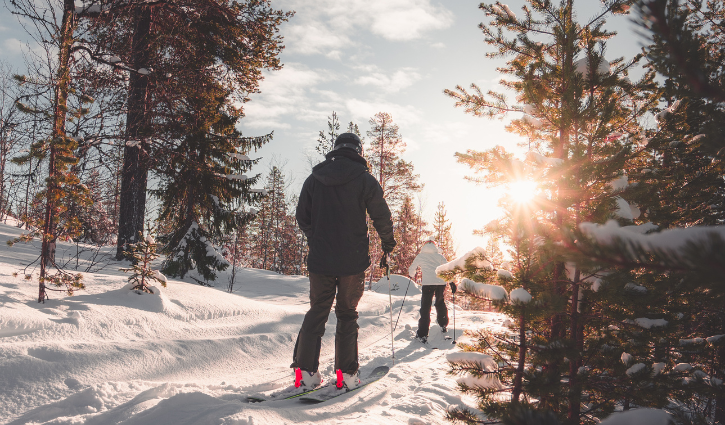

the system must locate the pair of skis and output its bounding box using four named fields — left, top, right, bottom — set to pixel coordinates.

left=246, top=366, right=389, bottom=404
